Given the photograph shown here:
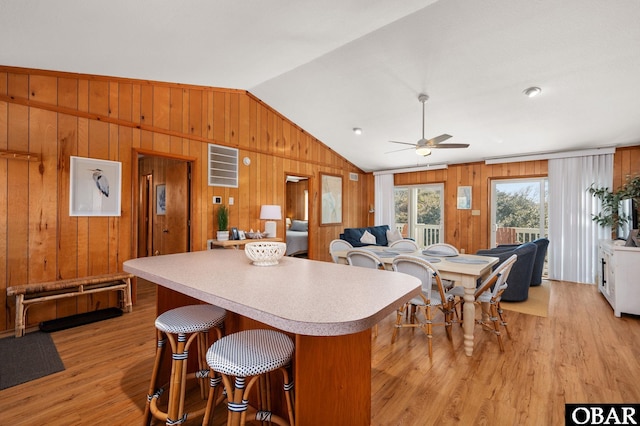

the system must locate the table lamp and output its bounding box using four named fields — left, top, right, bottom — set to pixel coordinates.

left=260, top=205, right=281, bottom=238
